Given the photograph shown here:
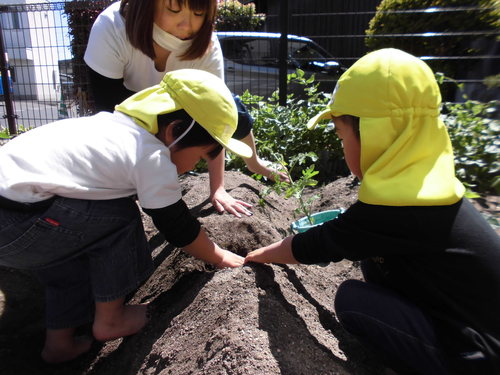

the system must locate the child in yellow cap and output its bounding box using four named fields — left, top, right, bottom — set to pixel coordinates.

left=0, top=69, right=251, bottom=363
left=245, top=49, right=500, bottom=374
